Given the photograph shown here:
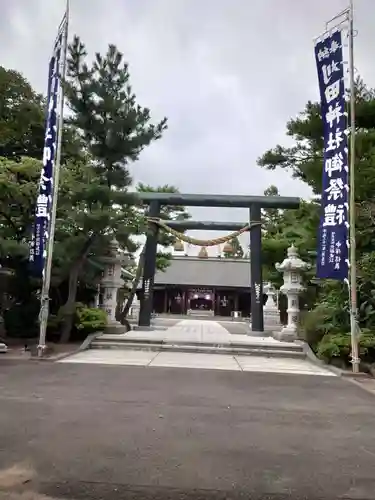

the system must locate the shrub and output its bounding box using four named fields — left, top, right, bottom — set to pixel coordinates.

left=299, top=303, right=341, bottom=347
left=74, top=303, right=107, bottom=334
left=317, top=330, right=375, bottom=366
